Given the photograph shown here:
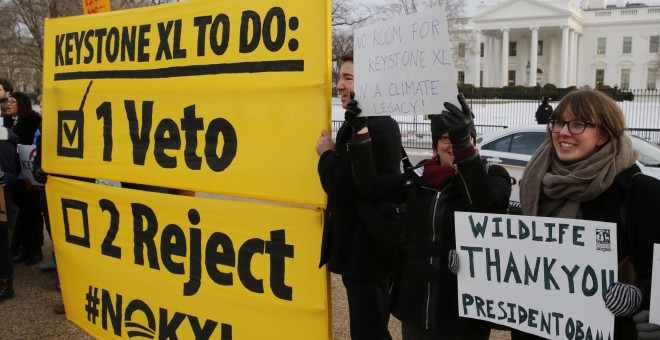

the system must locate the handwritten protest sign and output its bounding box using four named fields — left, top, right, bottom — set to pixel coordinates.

left=353, top=6, right=458, bottom=116
left=651, top=244, right=660, bottom=324
left=42, top=0, right=330, bottom=207
left=82, top=0, right=110, bottom=15
left=47, top=176, right=328, bottom=339
left=455, top=212, right=618, bottom=339
left=41, top=0, right=332, bottom=338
